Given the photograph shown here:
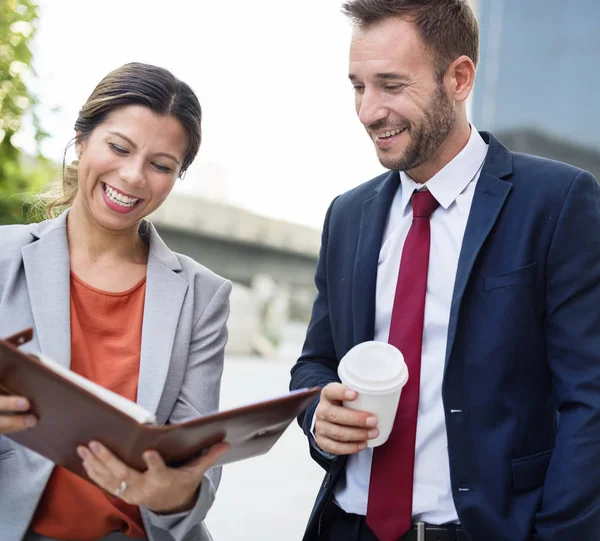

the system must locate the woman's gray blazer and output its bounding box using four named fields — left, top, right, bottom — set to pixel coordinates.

left=0, top=211, right=232, bottom=541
